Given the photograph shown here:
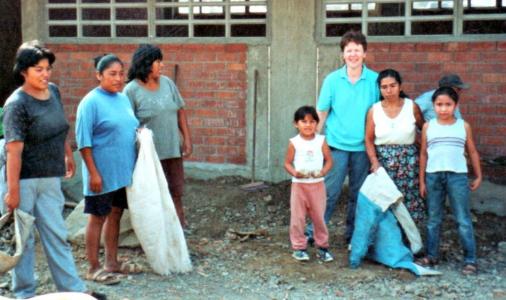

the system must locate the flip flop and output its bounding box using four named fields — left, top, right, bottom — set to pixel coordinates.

left=85, top=269, right=121, bottom=285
